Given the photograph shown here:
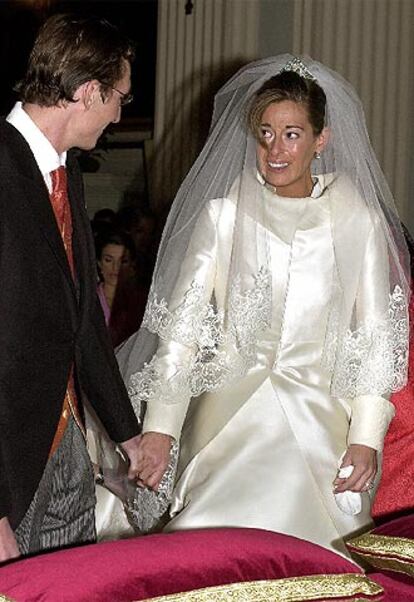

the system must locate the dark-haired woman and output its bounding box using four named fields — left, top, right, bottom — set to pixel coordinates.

left=96, top=229, right=146, bottom=347
left=117, top=56, right=410, bottom=557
